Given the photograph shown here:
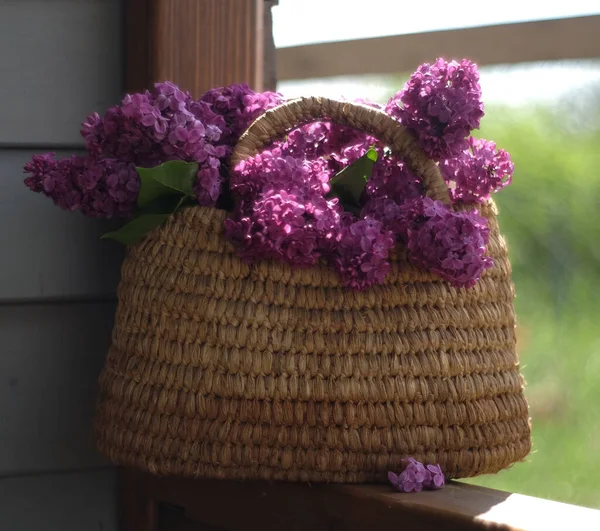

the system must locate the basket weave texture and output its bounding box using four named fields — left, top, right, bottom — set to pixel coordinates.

left=94, top=97, right=531, bottom=482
